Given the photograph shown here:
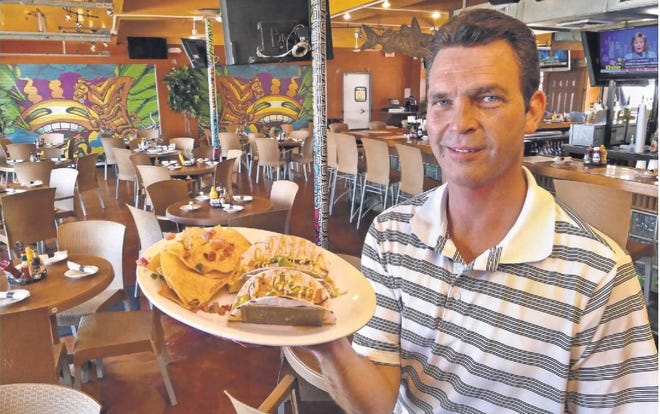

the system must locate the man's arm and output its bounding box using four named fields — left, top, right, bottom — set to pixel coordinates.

left=305, top=337, right=401, bottom=414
